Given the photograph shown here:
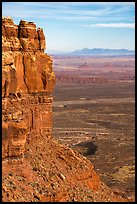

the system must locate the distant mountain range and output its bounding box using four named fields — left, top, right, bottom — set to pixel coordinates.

left=47, top=48, right=135, bottom=56
left=71, top=48, right=135, bottom=56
